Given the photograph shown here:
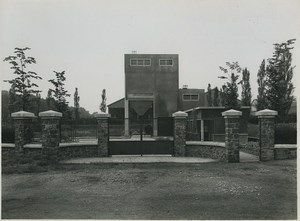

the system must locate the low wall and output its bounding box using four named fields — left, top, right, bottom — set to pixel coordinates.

left=186, top=141, right=226, bottom=161
left=212, top=134, right=248, bottom=146
left=240, top=141, right=260, bottom=156
left=274, top=144, right=297, bottom=160
left=59, top=142, right=98, bottom=160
